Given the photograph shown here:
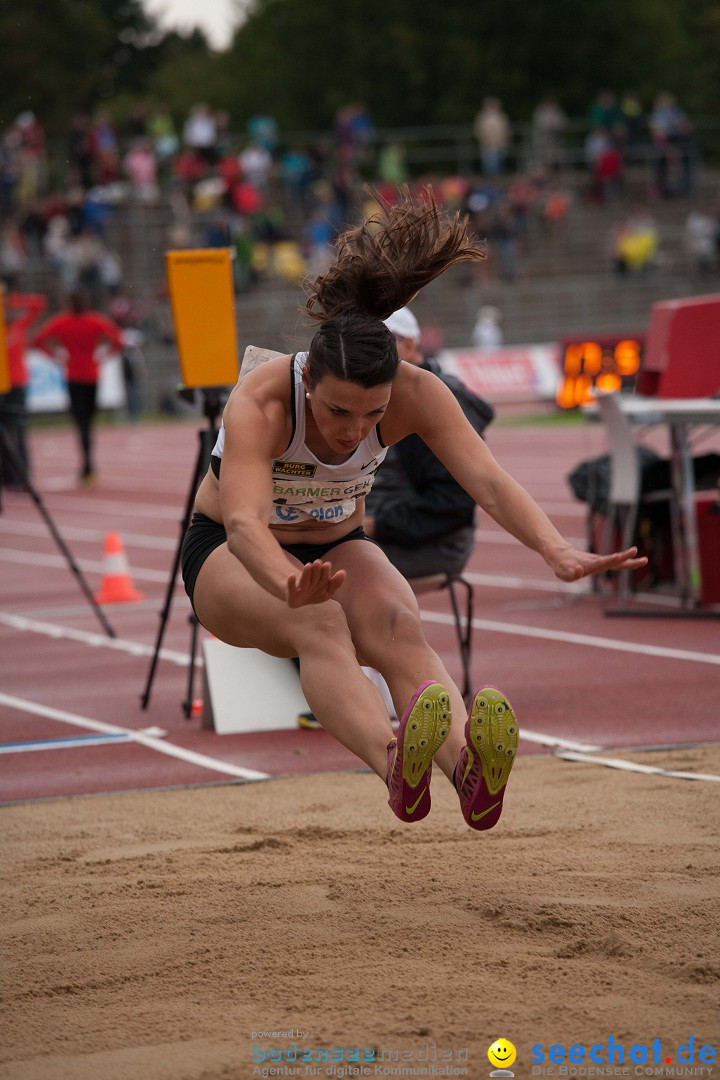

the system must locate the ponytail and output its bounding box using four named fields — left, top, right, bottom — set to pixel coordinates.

left=305, top=186, right=485, bottom=323
left=303, top=186, right=485, bottom=389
